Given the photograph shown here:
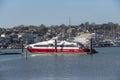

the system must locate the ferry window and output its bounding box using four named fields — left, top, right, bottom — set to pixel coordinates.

left=64, top=44, right=77, bottom=47
left=34, top=45, right=48, bottom=47
left=49, top=44, right=54, bottom=47
left=57, top=45, right=63, bottom=47
left=77, top=43, right=85, bottom=48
